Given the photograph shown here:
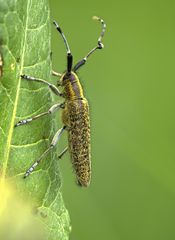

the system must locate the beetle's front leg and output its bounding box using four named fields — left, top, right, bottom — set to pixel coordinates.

left=21, top=74, right=63, bottom=97
left=52, top=70, right=62, bottom=77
